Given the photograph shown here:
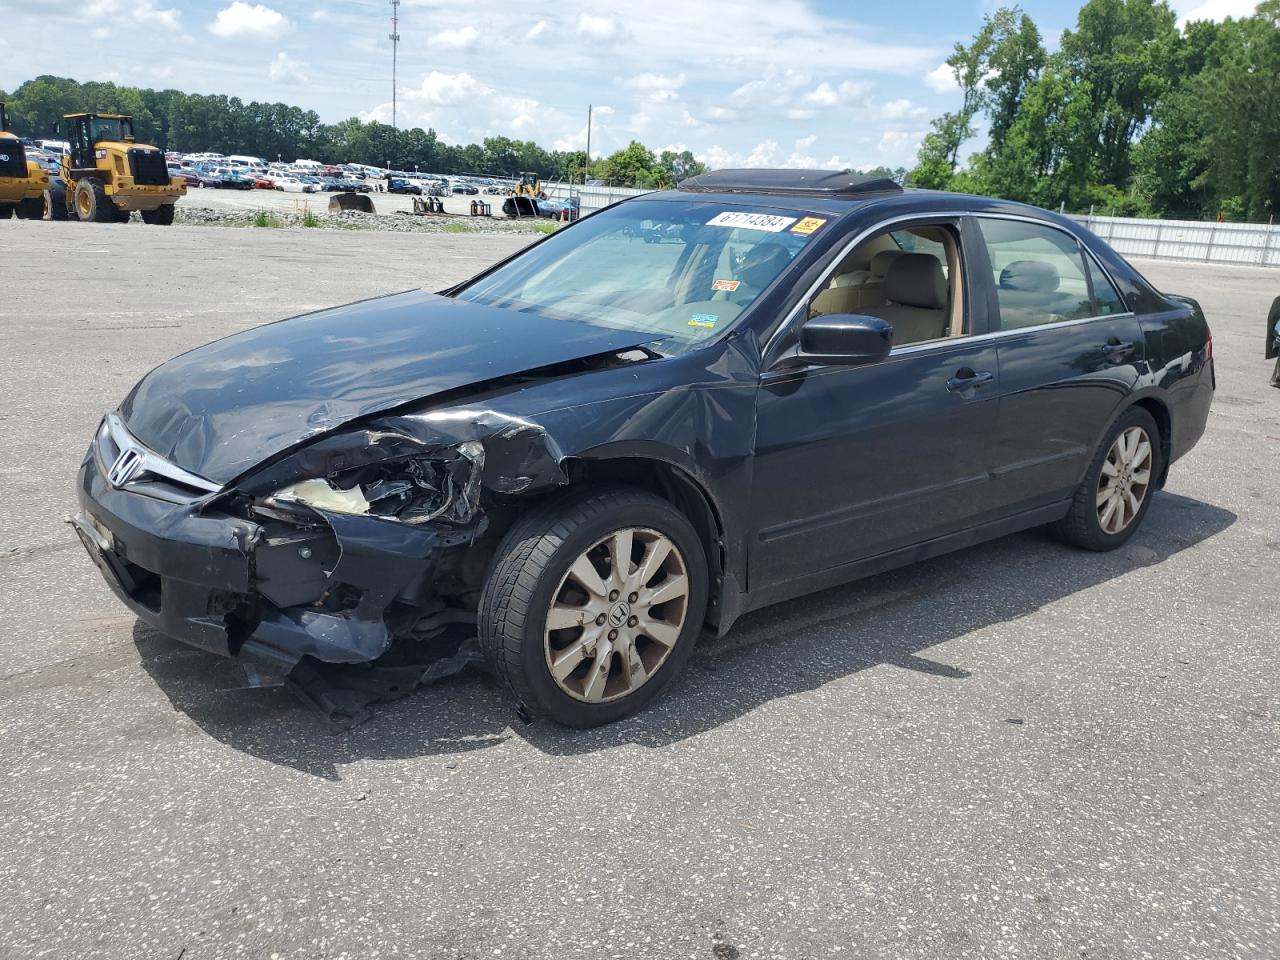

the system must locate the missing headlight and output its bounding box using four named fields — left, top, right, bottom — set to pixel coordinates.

left=266, top=440, right=484, bottom=525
